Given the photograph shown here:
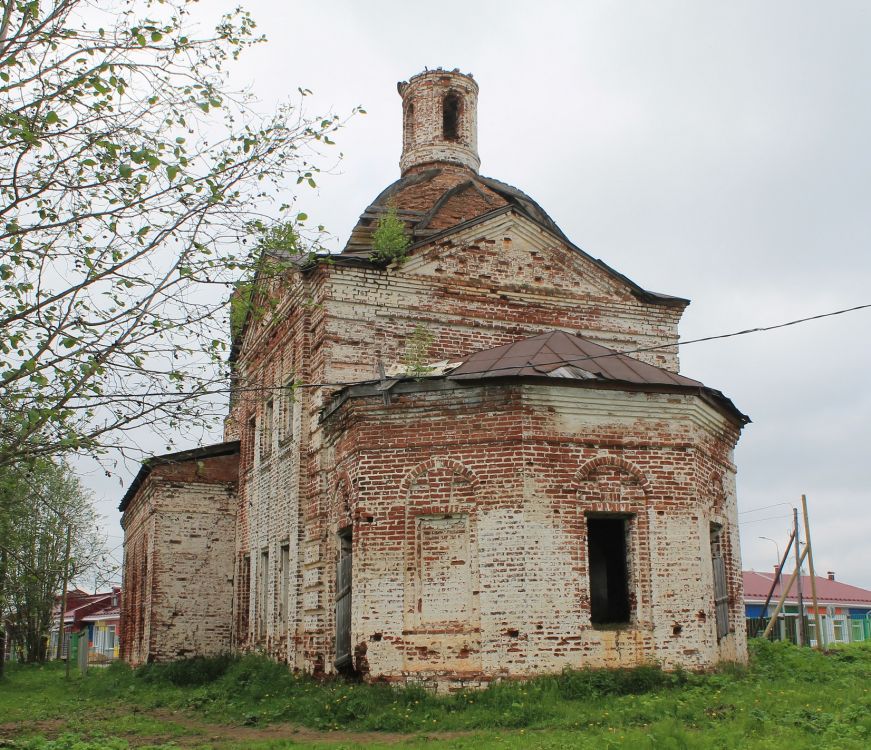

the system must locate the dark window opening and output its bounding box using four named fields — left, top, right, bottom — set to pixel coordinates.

left=258, top=548, right=269, bottom=637
left=587, top=516, right=631, bottom=625
left=279, top=542, right=290, bottom=631
left=404, top=103, right=414, bottom=140
left=442, top=93, right=460, bottom=140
